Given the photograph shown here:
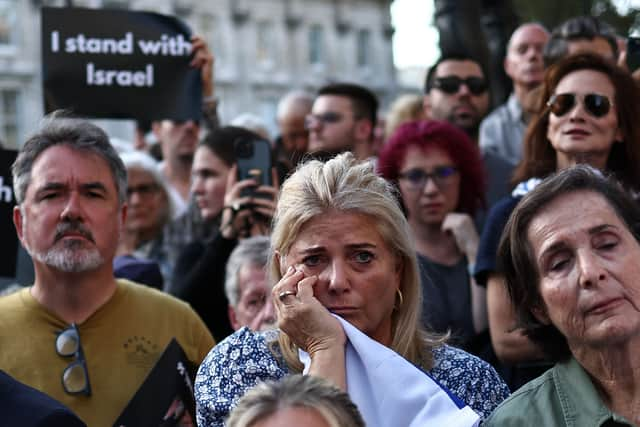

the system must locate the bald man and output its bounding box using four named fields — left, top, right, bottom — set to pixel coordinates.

left=275, top=90, right=313, bottom=166
left=479, top=23, right=549, bottom=165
